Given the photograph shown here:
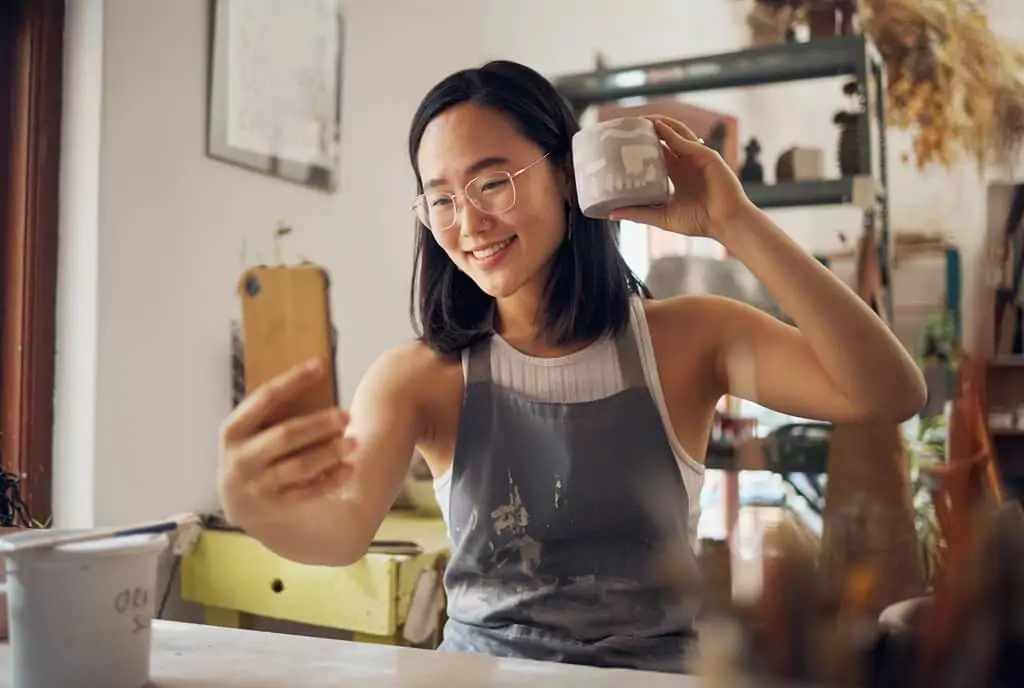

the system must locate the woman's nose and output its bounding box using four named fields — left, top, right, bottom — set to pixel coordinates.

left=459, top=199, right=493, bottom=237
